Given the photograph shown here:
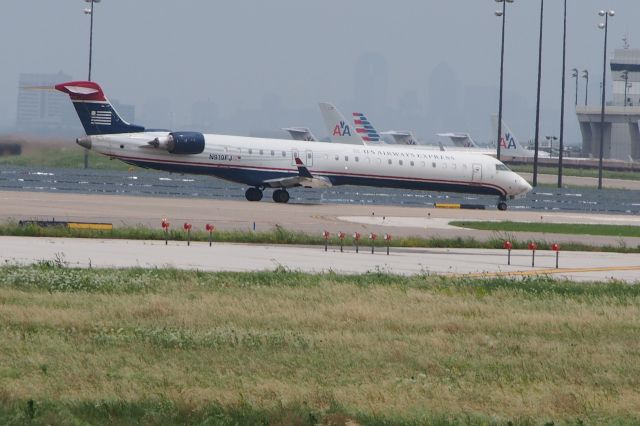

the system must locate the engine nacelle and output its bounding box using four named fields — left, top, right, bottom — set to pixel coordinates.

left=166, top=132, right=205, bottom=155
